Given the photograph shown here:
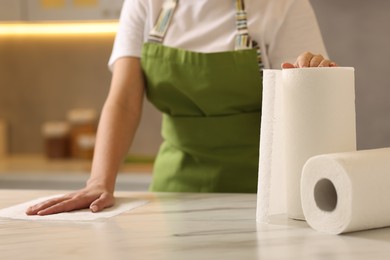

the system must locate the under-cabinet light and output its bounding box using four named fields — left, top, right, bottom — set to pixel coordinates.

left=0, top=22, right=118, bottom=36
